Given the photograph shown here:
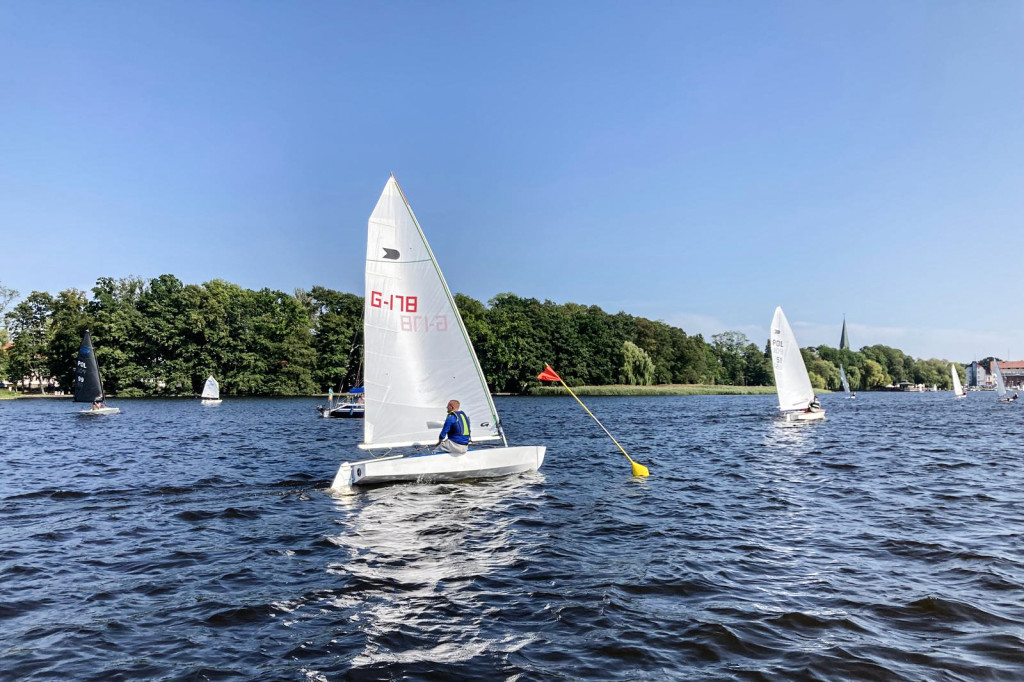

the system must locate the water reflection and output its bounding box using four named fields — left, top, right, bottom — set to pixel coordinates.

left=327, top=475, right=545, bottom=668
